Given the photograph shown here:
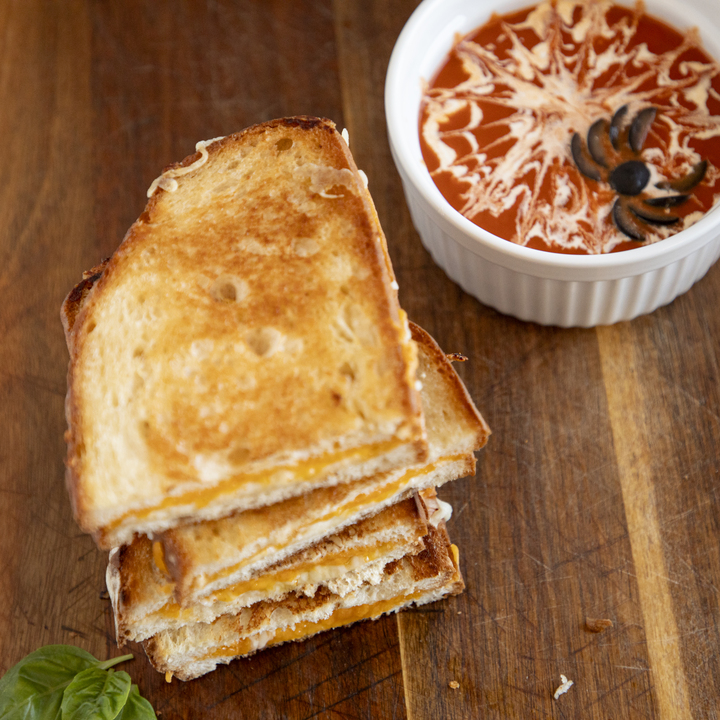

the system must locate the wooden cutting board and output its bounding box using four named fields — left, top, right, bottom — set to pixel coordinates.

left=1, top=1, right=718, bottom=718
